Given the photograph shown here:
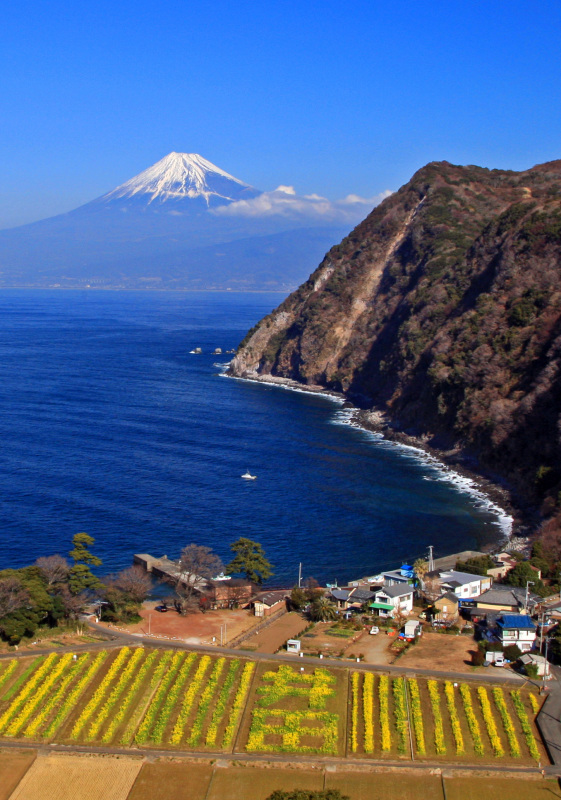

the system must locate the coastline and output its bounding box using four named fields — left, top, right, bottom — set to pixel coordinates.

left=222, top=369, right=532, bottom=555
